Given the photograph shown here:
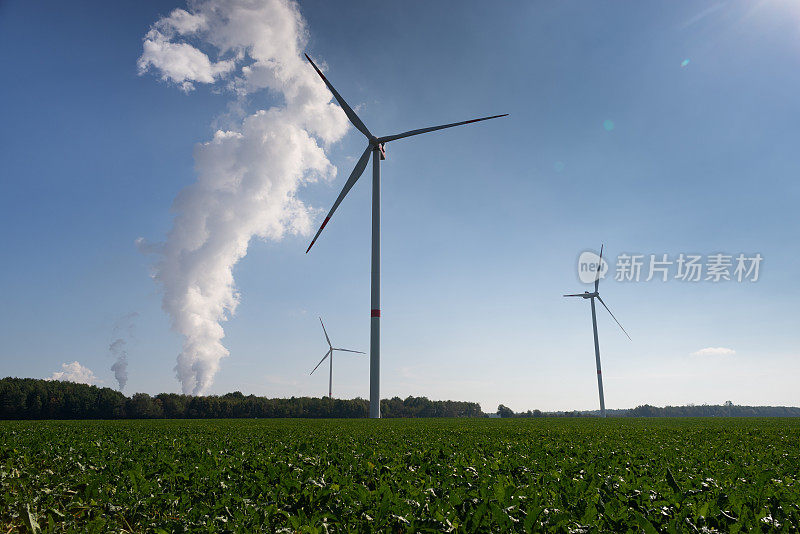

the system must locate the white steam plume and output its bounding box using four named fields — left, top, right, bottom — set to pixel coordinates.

left=108, top=312, right=137, bottom=391
left=109, top=339, right=129, bottom=390
left=138, top=0, right=349, bottom=394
